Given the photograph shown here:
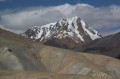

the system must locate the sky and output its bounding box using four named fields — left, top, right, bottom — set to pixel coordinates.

left=0, top=0, right=120, bottom=36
